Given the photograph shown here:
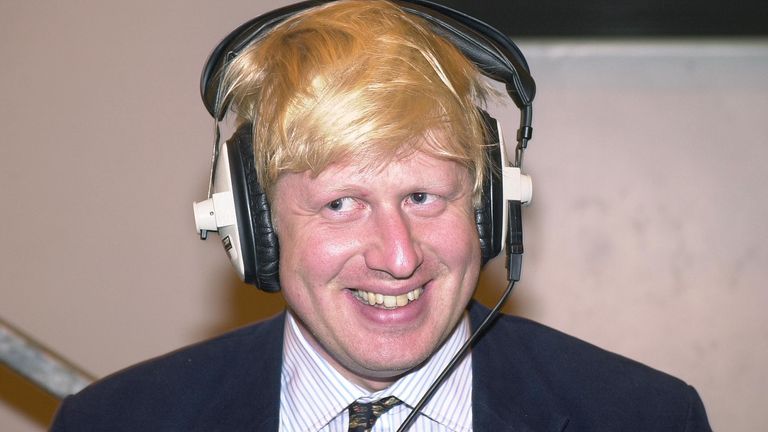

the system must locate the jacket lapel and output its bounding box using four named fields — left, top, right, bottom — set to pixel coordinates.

left=469, top=302, right=570, bottom=432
